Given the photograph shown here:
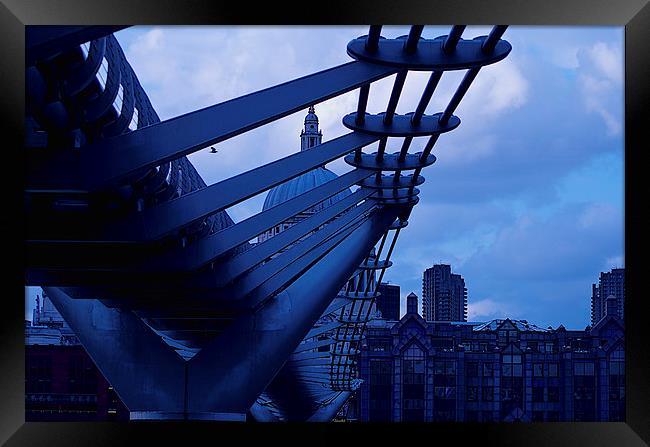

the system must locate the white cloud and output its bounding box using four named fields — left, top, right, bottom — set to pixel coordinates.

left=467, top=298, right=516, bottom=321
left=457, top=57, right=529, bottom=118
left=587, top=42, right=623, bottom=84
left=604, top=255, right=625, bottom=270
left=576, top=41, right=623, bottom=136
